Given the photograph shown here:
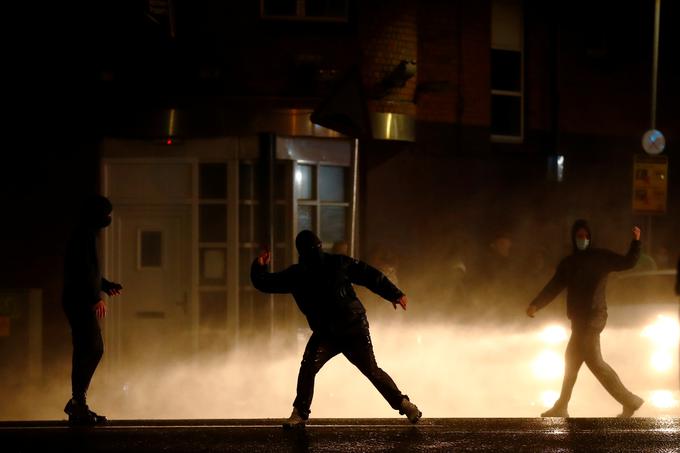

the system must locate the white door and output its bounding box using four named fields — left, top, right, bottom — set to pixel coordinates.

left=107, top=205, right=193, bottom=372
